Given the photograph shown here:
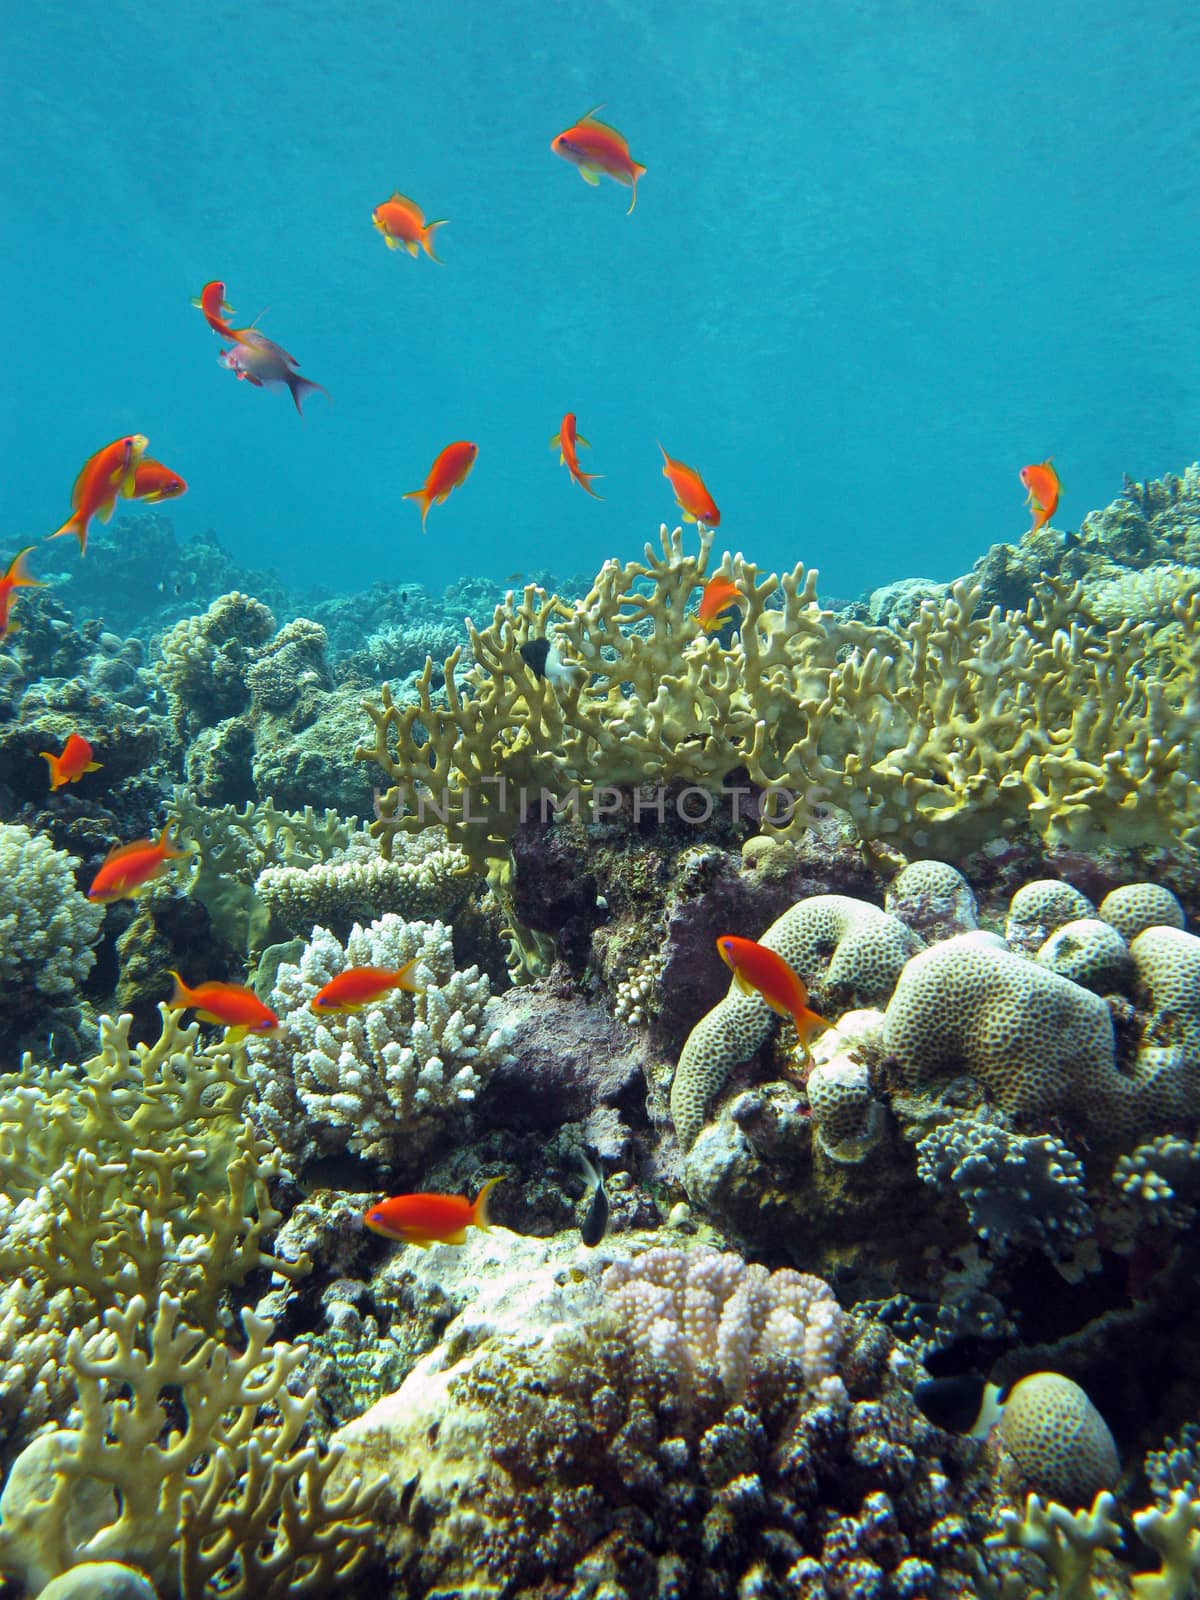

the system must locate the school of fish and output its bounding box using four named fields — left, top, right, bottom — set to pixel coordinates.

left=3, top=107, right=1066, bottom=1243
